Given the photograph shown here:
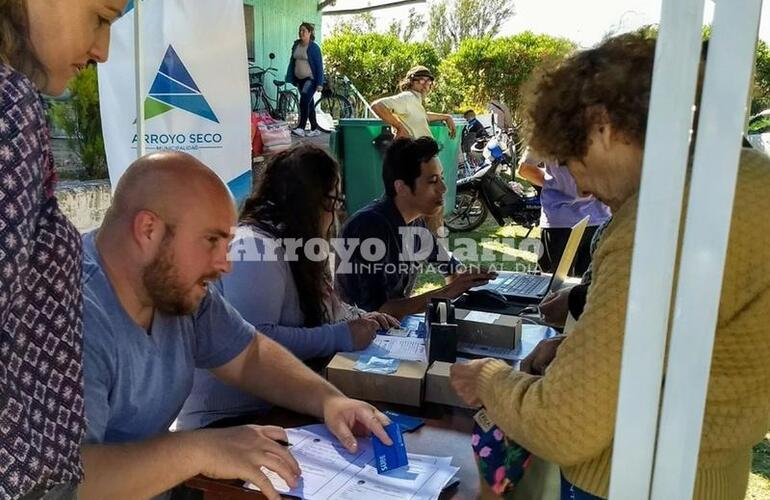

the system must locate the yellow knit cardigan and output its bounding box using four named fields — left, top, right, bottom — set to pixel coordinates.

left=477, top=148, right=770, bottom=499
